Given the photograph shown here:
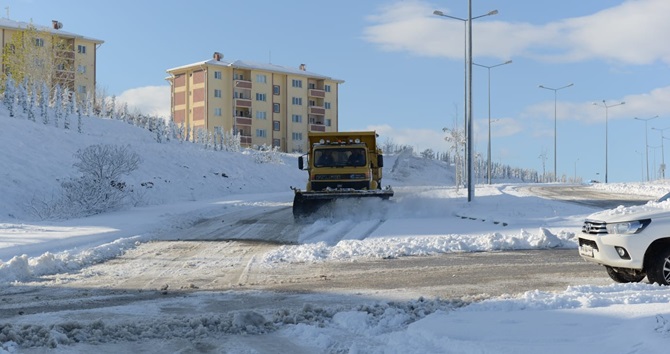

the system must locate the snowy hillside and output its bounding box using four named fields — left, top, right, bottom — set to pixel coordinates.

left=0, top=106, right=455, bottom=222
